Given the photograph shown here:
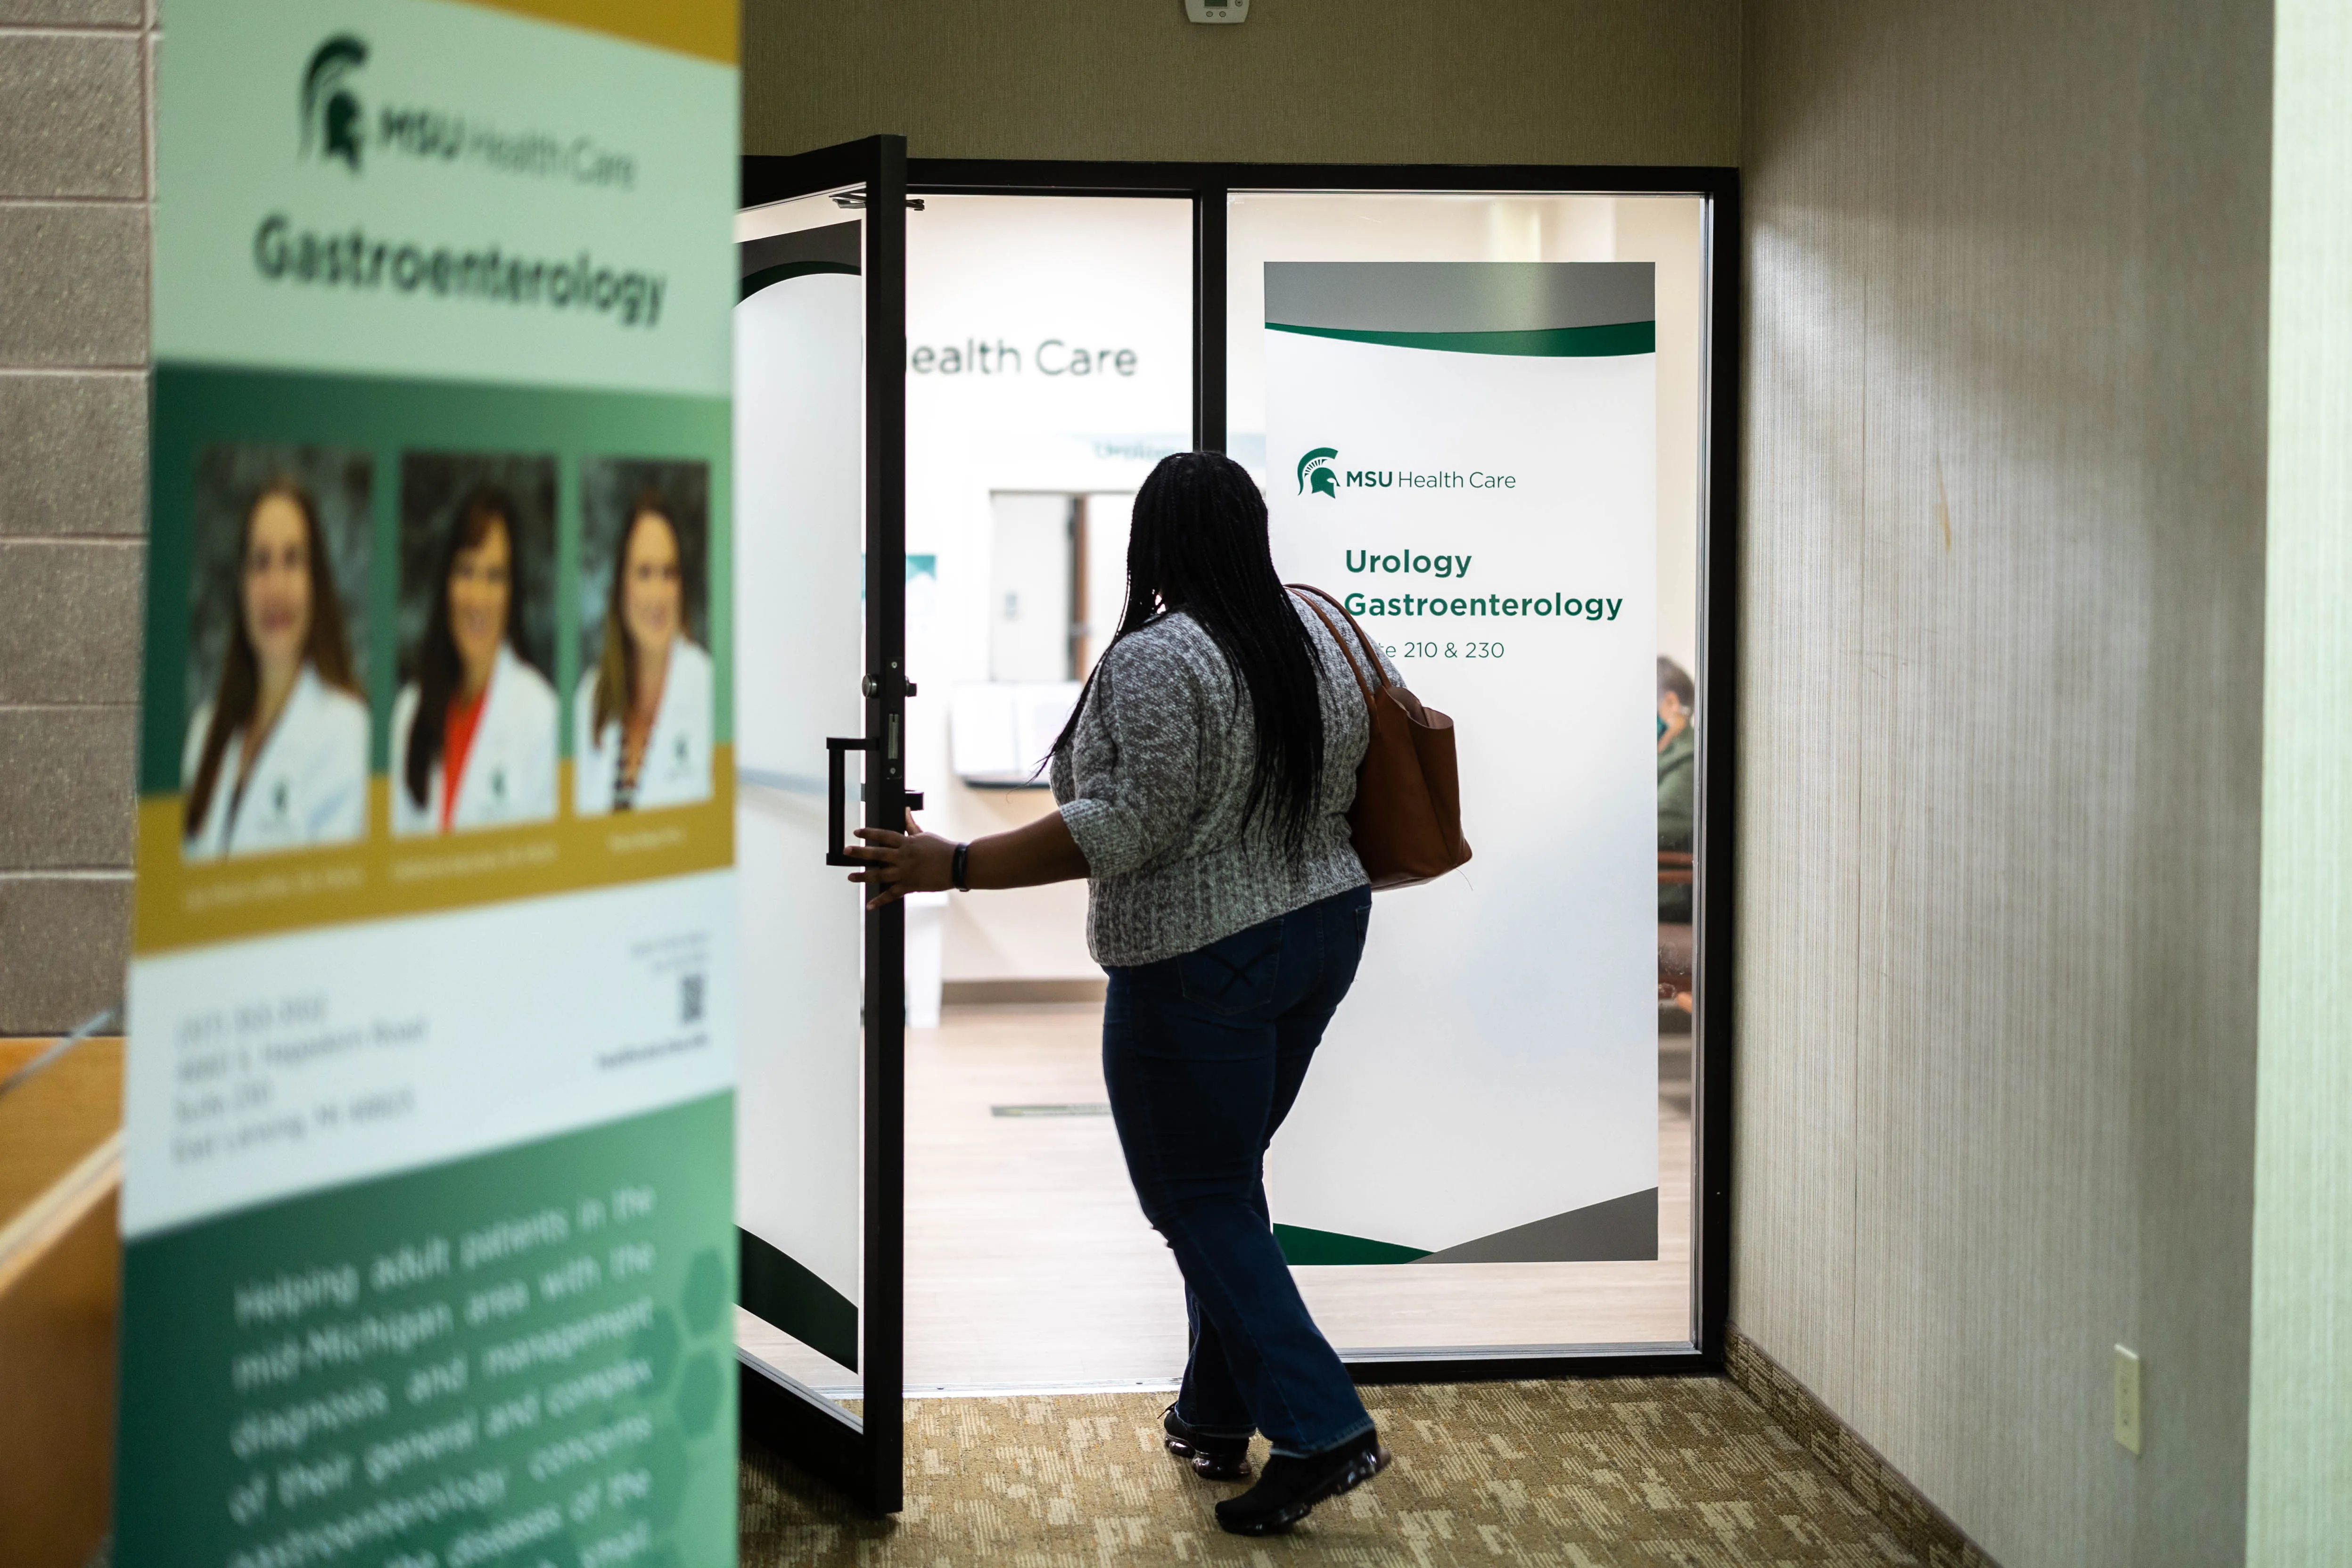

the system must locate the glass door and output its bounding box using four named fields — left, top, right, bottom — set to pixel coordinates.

left=1224, top=188, right=1716, bottom=1363
left=731, top=137, right=907, bottom=1511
